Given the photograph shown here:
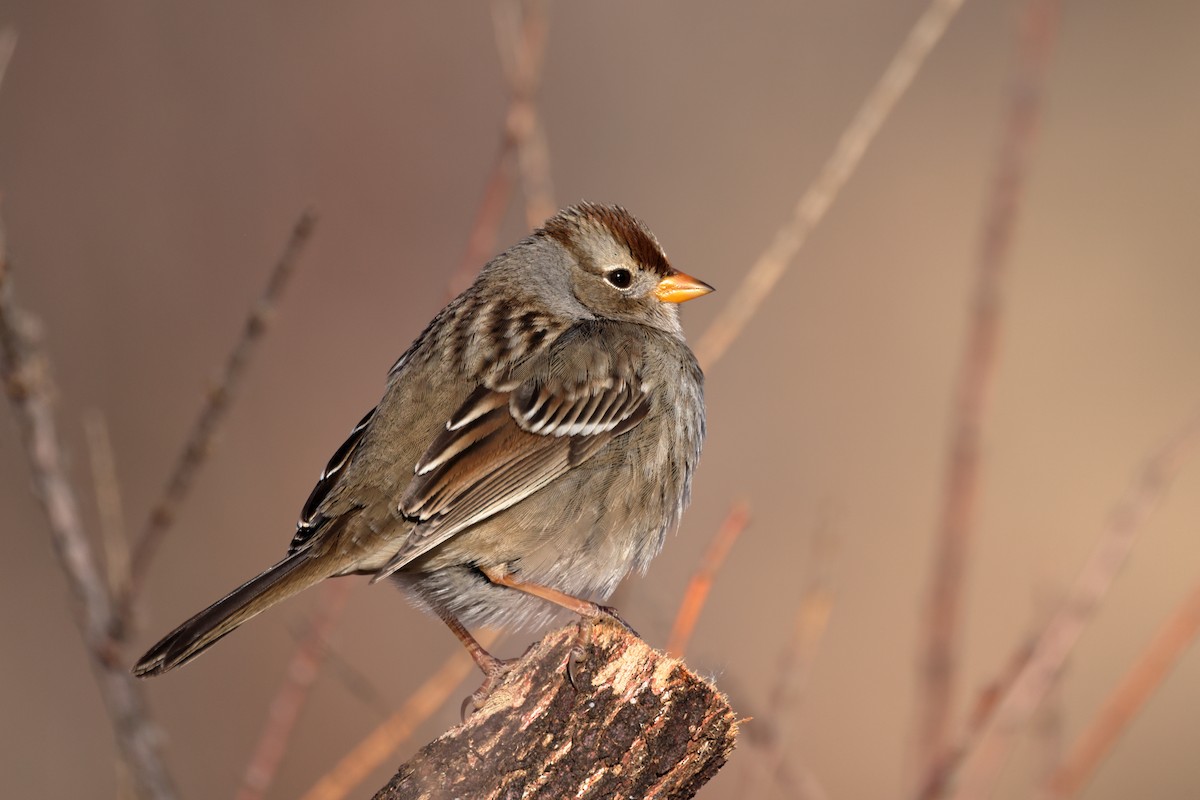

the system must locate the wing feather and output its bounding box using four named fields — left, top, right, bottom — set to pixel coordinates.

left=289, top=406, right=376, bottom=553
left=373, top=336, right=652, bottom=579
